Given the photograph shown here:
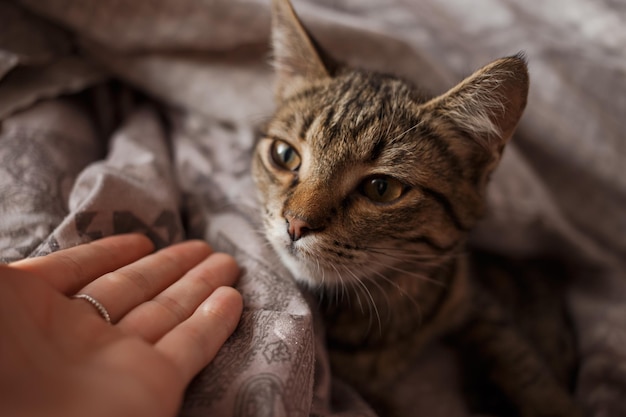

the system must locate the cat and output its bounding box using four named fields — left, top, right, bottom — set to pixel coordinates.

left=252, top=0, right=581, bottom=416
